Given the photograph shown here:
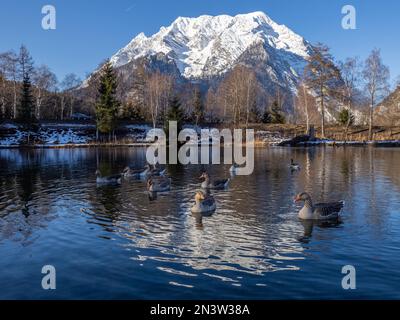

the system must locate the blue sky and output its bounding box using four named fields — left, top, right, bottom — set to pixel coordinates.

left=1, top=0, right=399, bottom=84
